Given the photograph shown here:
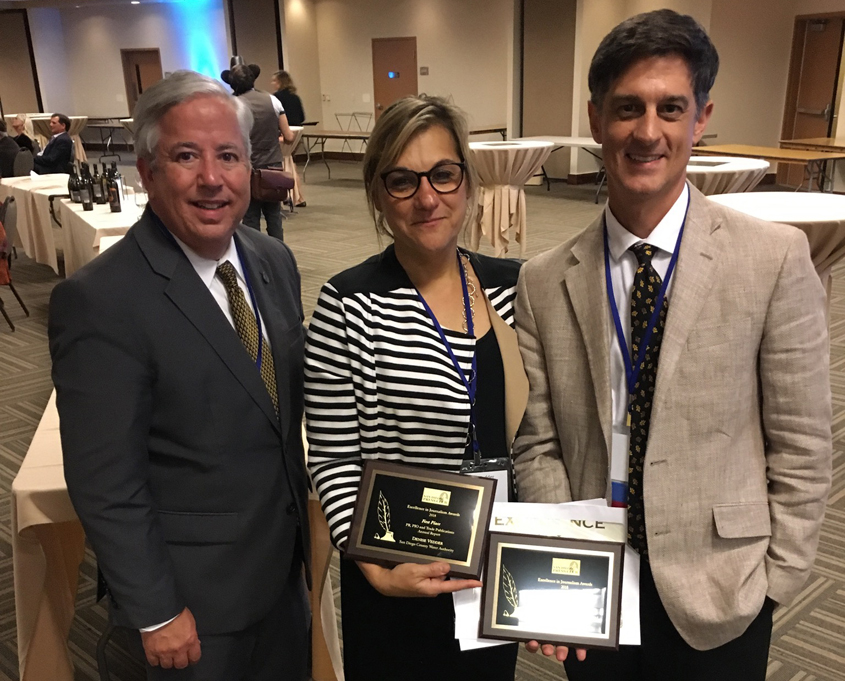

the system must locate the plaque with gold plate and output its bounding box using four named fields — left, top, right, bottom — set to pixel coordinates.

left=345, top=460, right=497, bottom=579
left=480, top=532, right=624, bottom=649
